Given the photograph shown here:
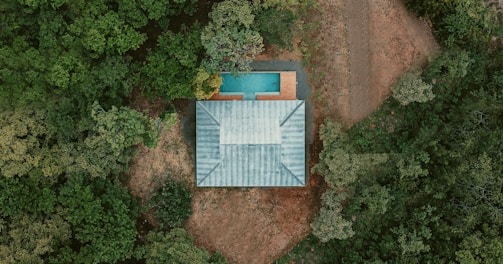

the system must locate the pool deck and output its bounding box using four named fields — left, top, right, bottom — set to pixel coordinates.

left=209, top=71, right=297, bottom=100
